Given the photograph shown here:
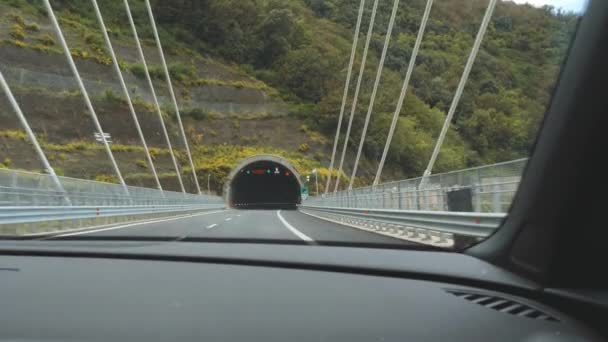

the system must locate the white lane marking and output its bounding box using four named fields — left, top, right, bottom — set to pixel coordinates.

left=236, top=214, right=241, bottom=217
left=206, top=223, right=218, bottom=229
left=56, top=210, right=228, bottom=237
left=225, top=217, right=232, bottom=221
left=277, top=210, right=314, bottom=242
